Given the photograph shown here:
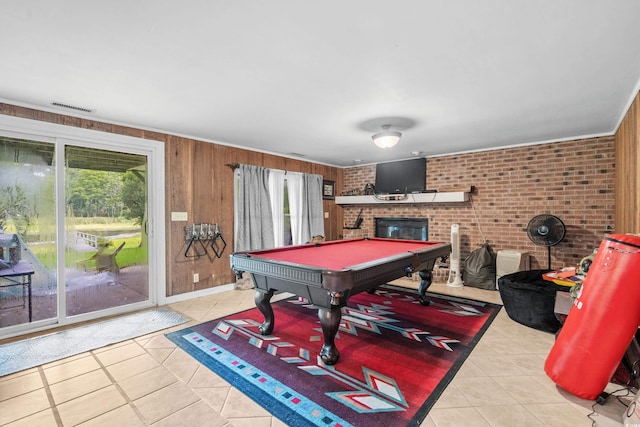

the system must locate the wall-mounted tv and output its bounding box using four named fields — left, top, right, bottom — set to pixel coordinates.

left=374, top=158, right=426, bottom=194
